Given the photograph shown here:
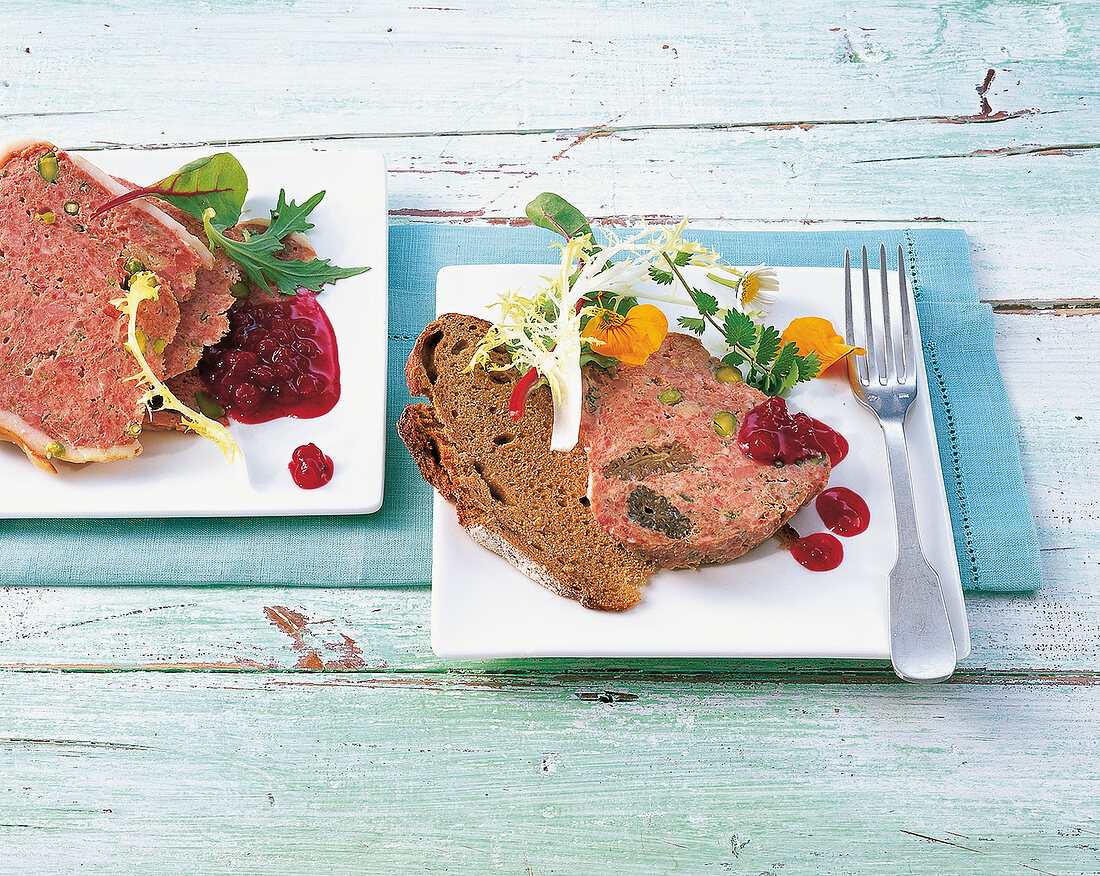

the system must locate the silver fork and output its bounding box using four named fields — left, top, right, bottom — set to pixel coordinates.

left=845, top=245, right=956, bottom=683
